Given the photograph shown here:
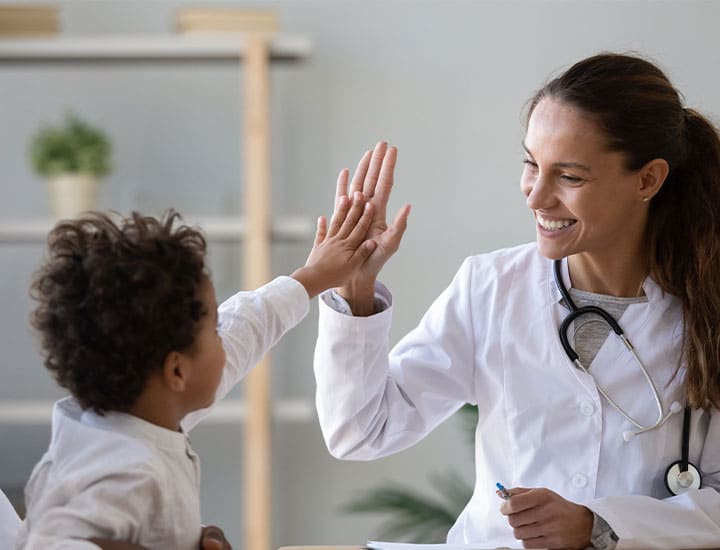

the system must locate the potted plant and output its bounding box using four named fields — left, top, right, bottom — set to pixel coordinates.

left=30, top=112, right=112, bottom=218
left=342, top=404, right=478, bottom=543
